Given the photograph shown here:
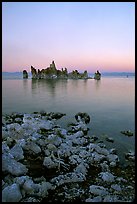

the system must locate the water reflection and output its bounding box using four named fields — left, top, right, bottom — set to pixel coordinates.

left=31, top=79, right=68, bottom=97
left=23, top=79, right=29, bottom=91
left=94, top=79, right=101, bottom=90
